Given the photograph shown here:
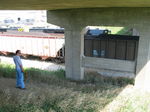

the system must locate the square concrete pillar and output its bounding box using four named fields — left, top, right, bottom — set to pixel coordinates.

left=135, top=31, right=150, bottom=90
left=65, top=30, right=84, bottom=80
